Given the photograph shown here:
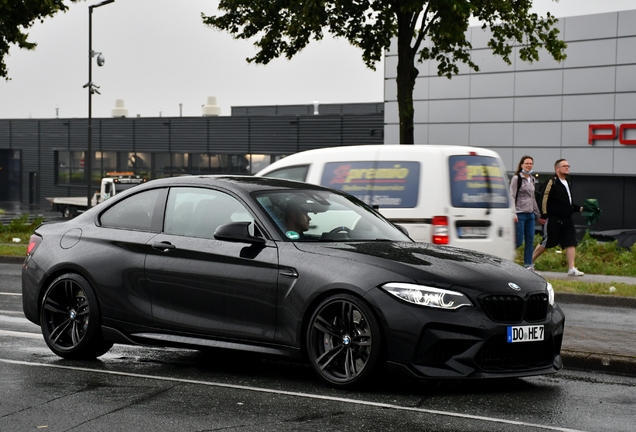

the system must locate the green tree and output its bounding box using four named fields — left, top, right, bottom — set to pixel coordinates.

left=0, top=0, right=80, bottom=79
left=203, top=0, right=566, bottom=144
